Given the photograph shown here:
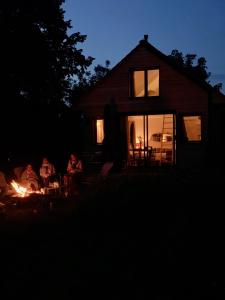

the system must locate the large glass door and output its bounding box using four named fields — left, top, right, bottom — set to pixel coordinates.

left=128, top=114, right=175, bottom=166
